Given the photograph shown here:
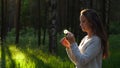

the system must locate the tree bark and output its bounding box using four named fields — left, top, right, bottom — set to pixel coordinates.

left=1, top=0, right=7, bottom=44
left=48, top=0, right=57, bottom=54
left=7, top=0, right=16, bottom=30
left=102, top=0, right=110, bottom=35
left=42, top=0, right=49, bottom=45
left=37, top=0, right=41, bottom=46
left=15, top=0, right=21, bottom=44
left=105, top=0, right=110, bottom=35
